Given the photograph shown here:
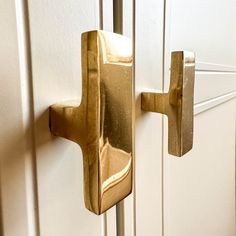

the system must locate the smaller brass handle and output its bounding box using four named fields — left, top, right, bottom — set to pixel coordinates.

left=49, top=30, right=133, bottom=214
left=141, top=51, right=195, bottom=157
